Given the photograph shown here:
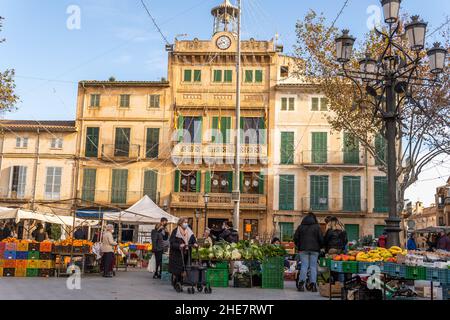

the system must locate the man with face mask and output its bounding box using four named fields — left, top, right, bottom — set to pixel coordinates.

left=168, top=218, right=198, bottom=290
